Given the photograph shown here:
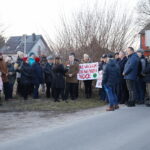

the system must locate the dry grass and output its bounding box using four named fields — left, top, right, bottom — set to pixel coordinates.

left=0, top=96, right=106, bottom=113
